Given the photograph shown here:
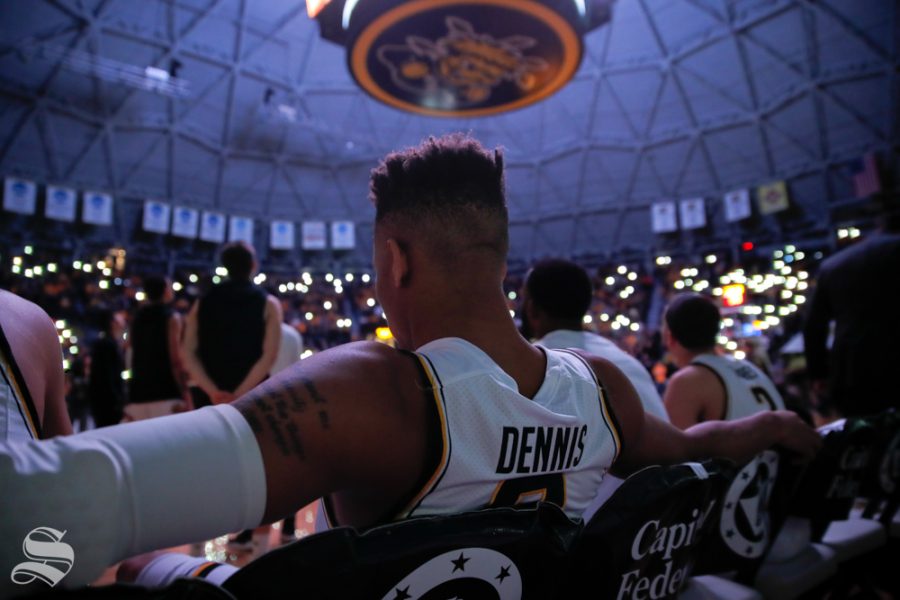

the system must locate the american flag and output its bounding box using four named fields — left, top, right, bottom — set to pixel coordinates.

left=850, top=152, right=881, bottom=198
